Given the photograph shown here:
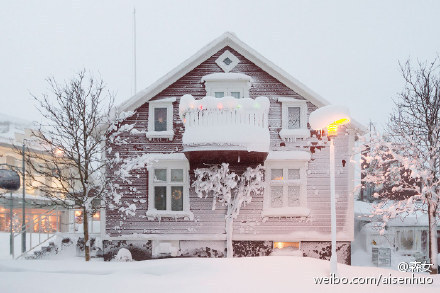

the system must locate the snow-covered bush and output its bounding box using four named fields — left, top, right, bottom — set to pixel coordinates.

left=114, top=248, right=133, bottom=262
